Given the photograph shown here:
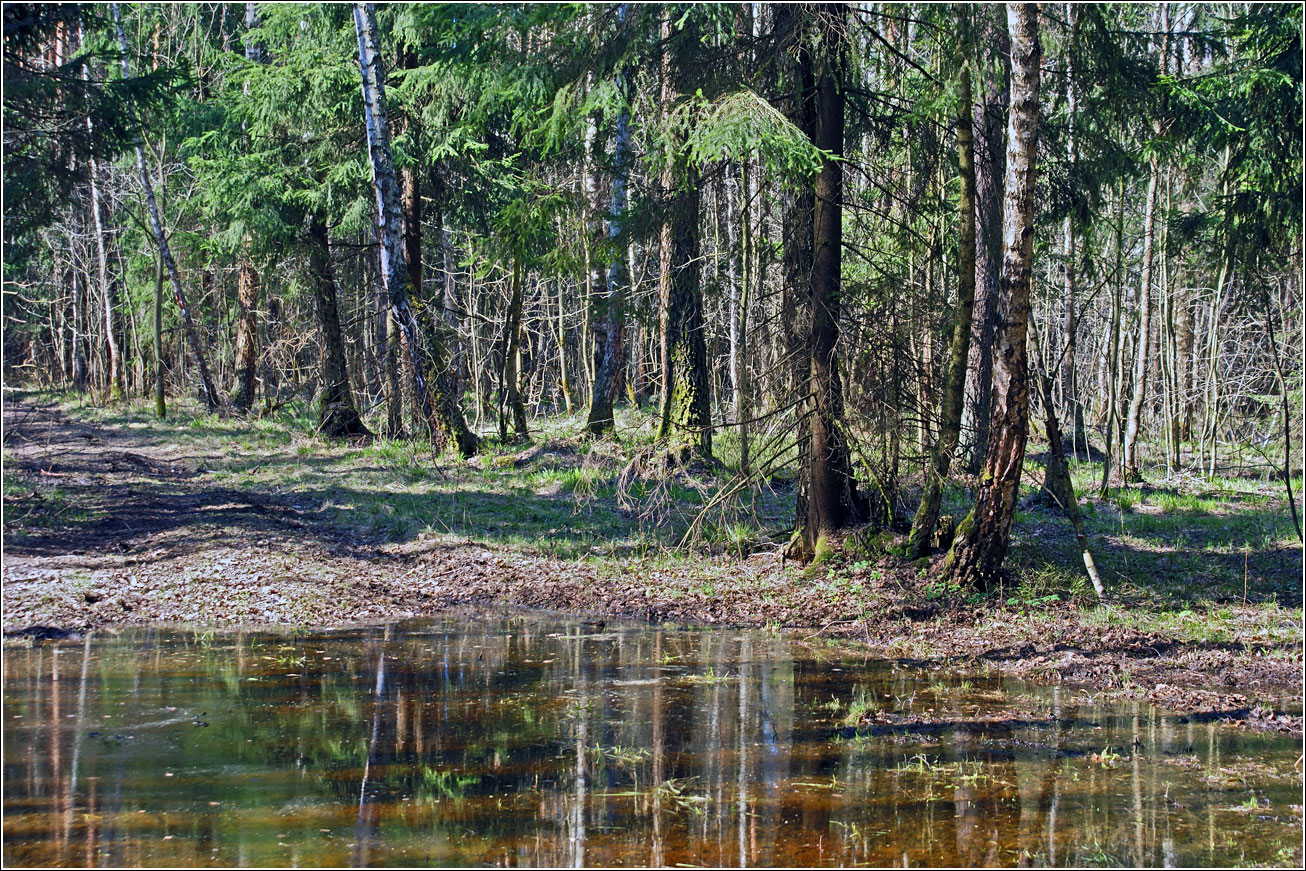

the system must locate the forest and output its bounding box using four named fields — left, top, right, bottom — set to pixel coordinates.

left=2, top=1, right=1303, bottom=703
left=2, top=4, right=1304, bottom=867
